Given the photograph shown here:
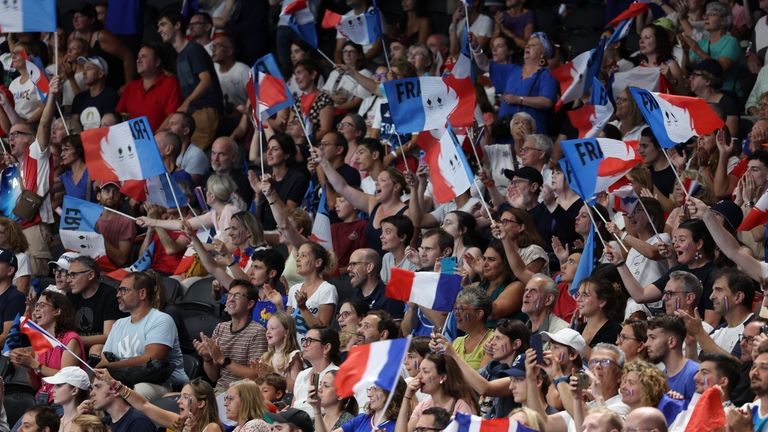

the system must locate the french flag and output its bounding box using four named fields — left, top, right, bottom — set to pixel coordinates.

left=385, top=268, right=462, bottom=312
left=0, top=0, right=56, bottom=33
left=60, top=196, right=107, bottom=258
left=20, top=316, right=68, bottom=355
left=559, top=138, right=643, bottom=202
left=611, top=67, right=661, bottom=98
left=608, top=2, right=650, bottom=26
left=629, top=87, right=725, bottom=149
left=0, top=165, right=22, bottom=220
left=567, top=78, right=614, bottom=138
left=107, top=242, right=155, bottom=280
left=18, top=50, right=50, bottom=102
left=310, top=187, right=333, bottom=251
left=444, top=413, right=536, bottom=432
left=246, top=69, right=293, bottom=123
left=612, top=183, right=639, bottom=214
left=321, top=9, right=382, bottom=46
left=552, top=50, right=591, bottom=111
left=450, top=28, right=473, bottom=80
left=81, top=117, right=166, bottom=182
left=415, top=127, right=473, bottom=204
left=335, top=338, right=410, bottom=398
left=683, top=177, right=702, bottom=196
left=281, top=0, right=318, bottom=47
left=382, top=75, right=475, bottom=133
